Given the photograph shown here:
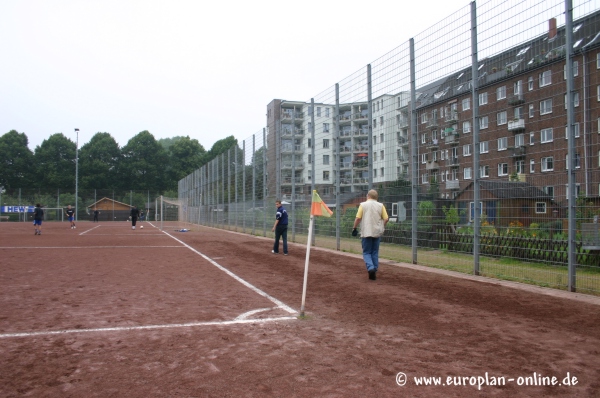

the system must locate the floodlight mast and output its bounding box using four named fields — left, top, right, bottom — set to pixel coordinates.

left=75, top=128, right=79, bottom=221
